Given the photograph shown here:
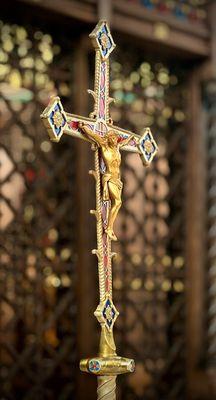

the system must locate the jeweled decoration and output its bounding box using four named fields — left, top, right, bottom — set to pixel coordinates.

left=102, top=297, right=118, bottom=330
left=139, top=129, right=158, bottom=165
left=89, top=359, right=101, bottom=373
left=90, top=20, right=116, bottom=60
left=42, top=97, right=67, bottom=141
